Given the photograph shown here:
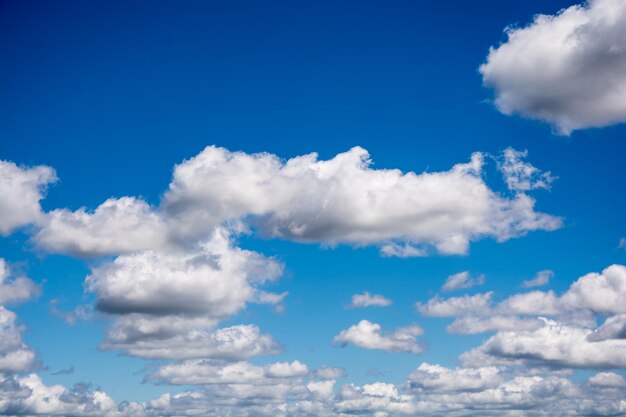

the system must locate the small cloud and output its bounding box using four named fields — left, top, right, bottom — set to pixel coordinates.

left=50, top=299, right=93, bottom=325
left=522, top=270, right=554, bottom=288
left=349, top=292, right=392, bottom=308
left=51, top=366, right=74, bottom=376
left=619, top=238, right=626, bottom=250
left=442, top=272, right=485, bottom=292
